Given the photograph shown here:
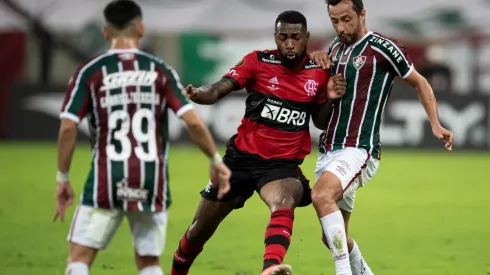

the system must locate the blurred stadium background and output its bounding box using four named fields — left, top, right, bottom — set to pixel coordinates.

left=0, top=0, right=489, bottom=274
